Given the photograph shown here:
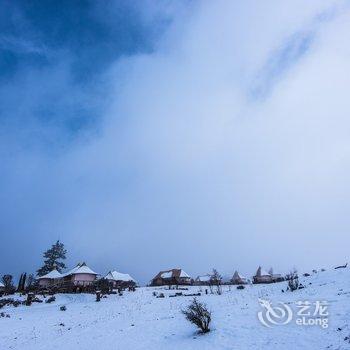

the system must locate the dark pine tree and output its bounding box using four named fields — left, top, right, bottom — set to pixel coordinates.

left=17, top=273, right=23, bottom=292
left=37, top=240, right=67, bottom=276
left=2, top=275, right=15, bottom=294
left=21, top=273, right=27, bottom=291
left=26, top=274, right=35, bottom=290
